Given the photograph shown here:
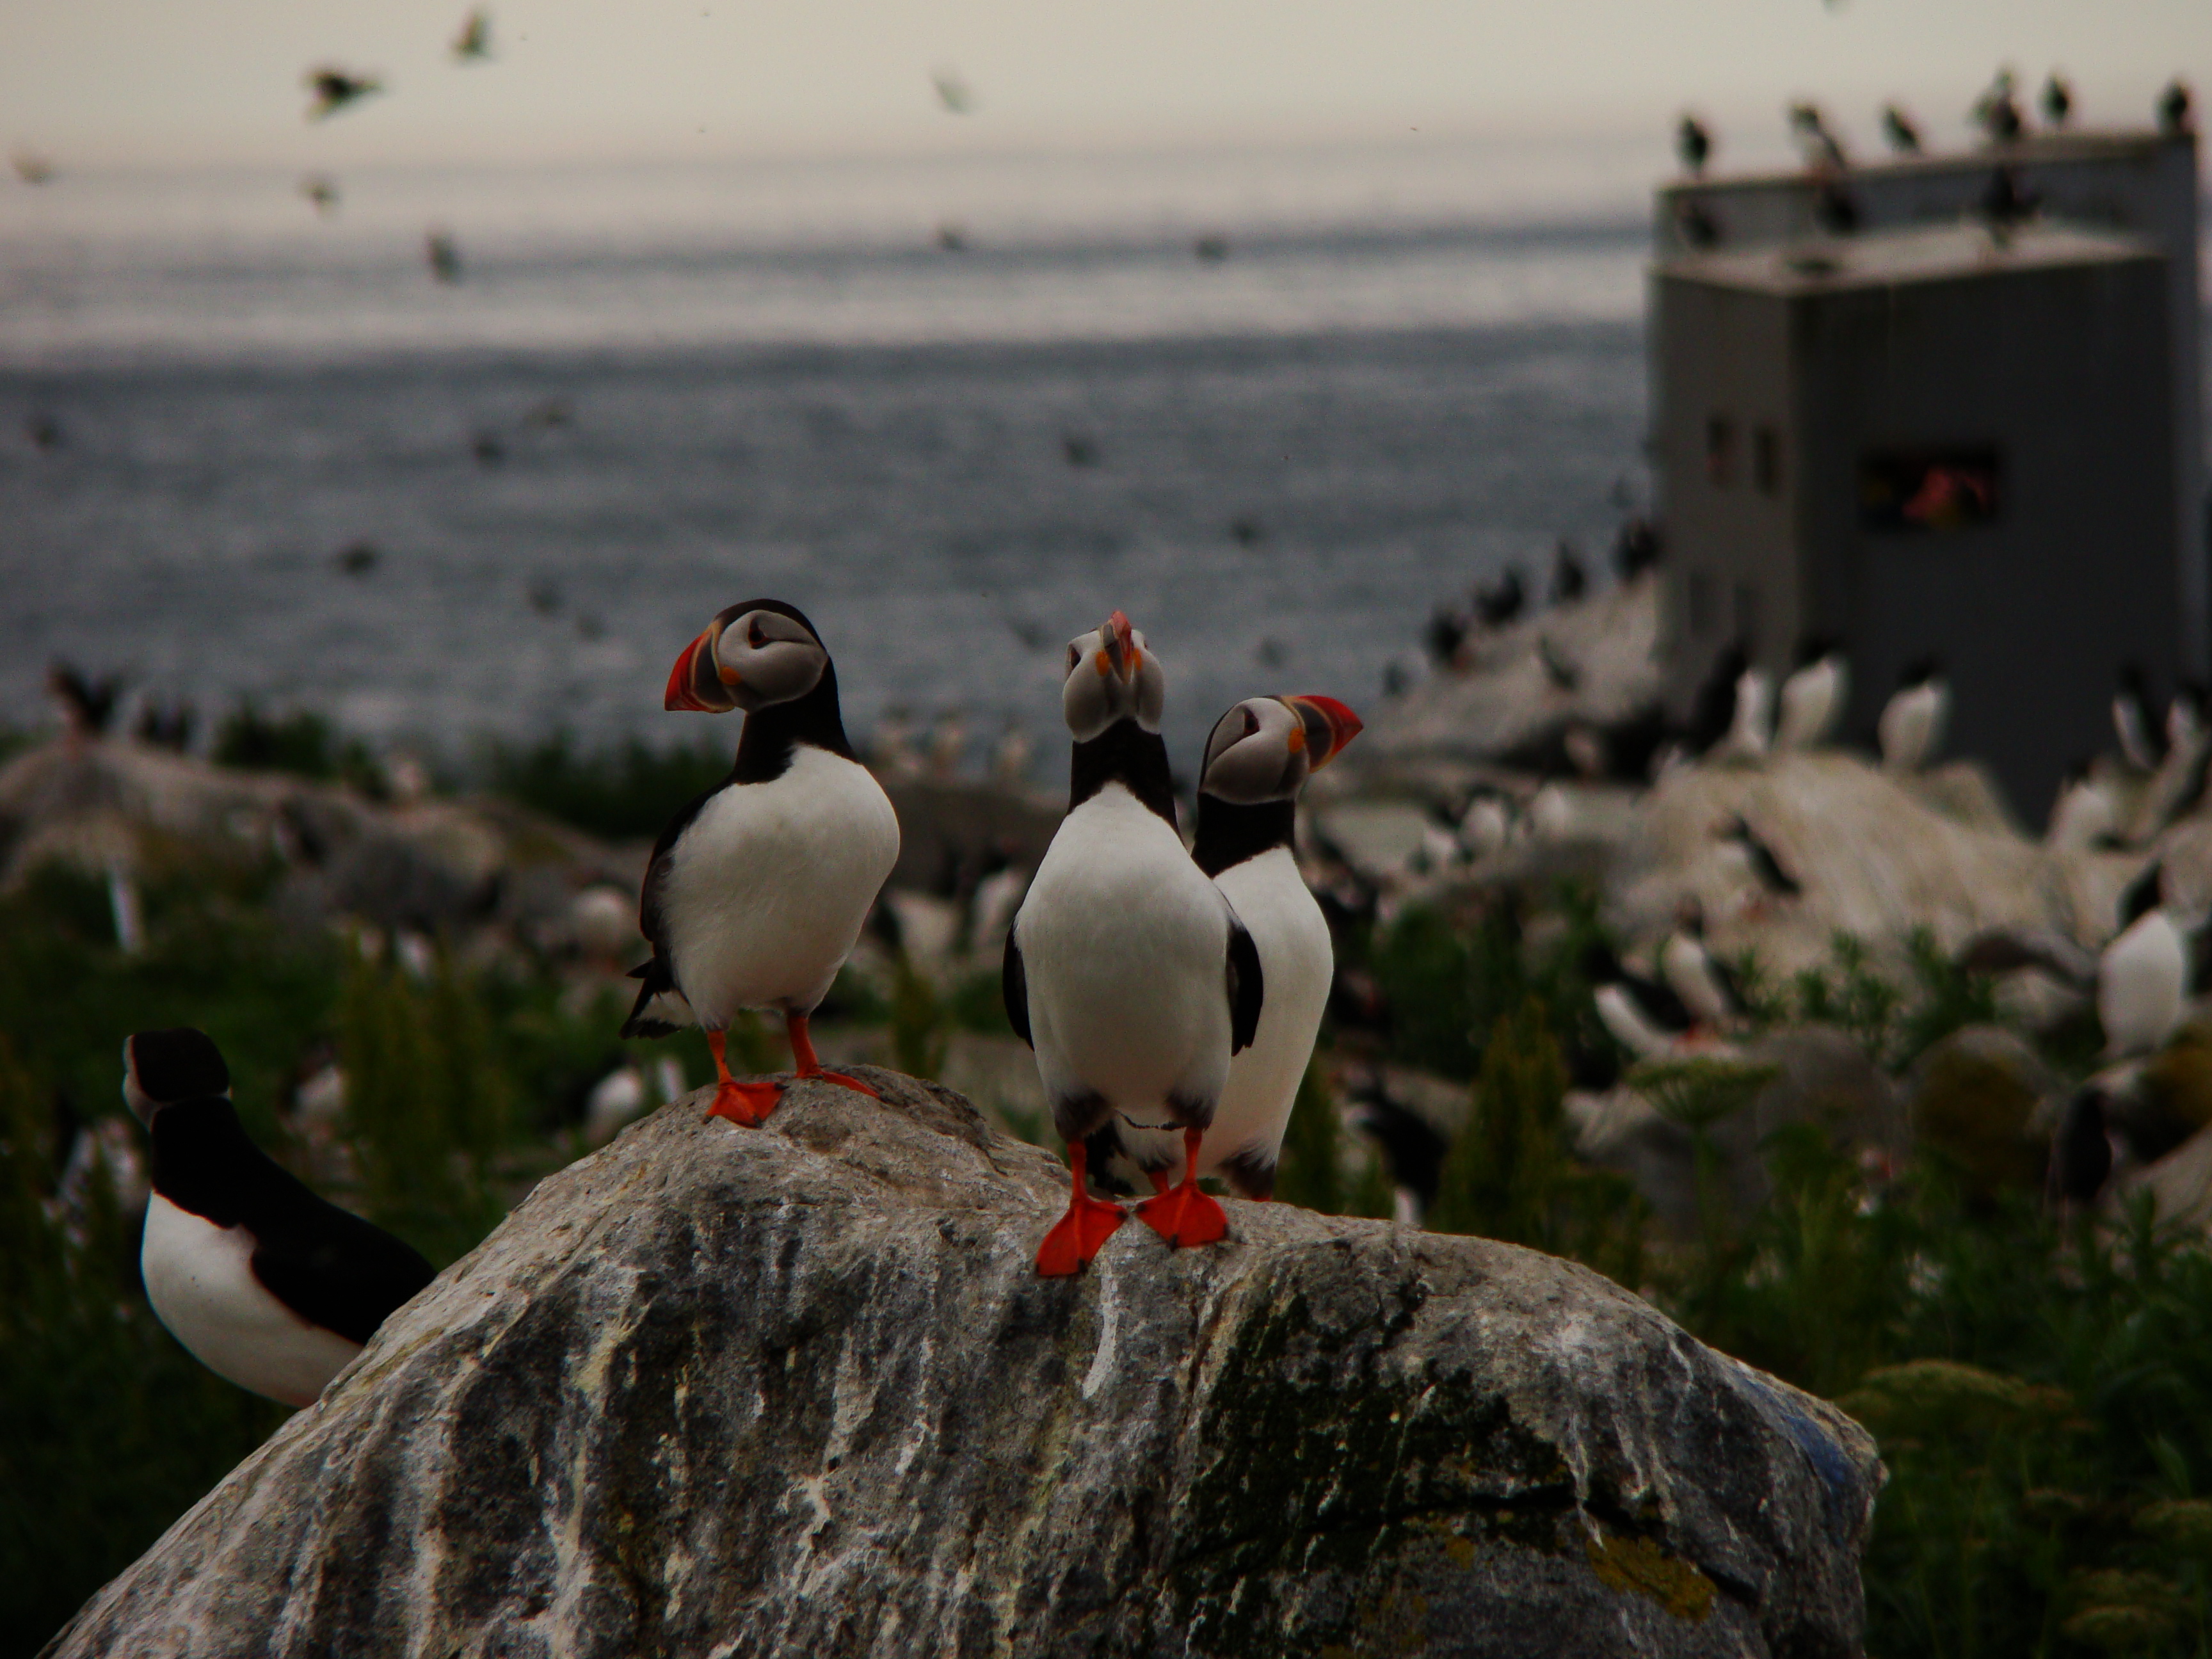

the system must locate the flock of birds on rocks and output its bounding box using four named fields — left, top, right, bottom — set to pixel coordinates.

left=124, top=599, right=1367, bottom=1402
